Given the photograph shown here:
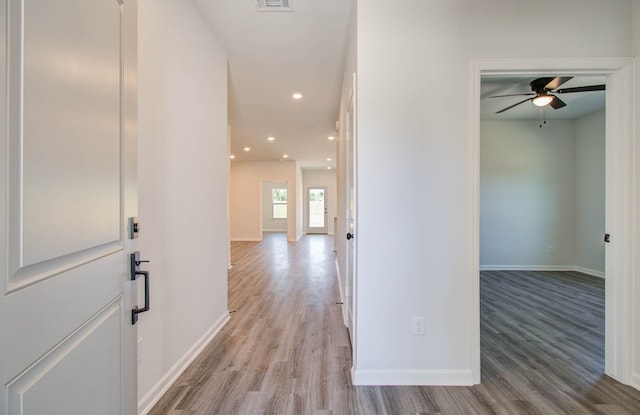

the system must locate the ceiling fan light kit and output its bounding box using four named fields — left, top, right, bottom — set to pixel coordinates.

left=532, top=94, right=554, bottom=107
left=489, top=76, right=605, bottom=114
